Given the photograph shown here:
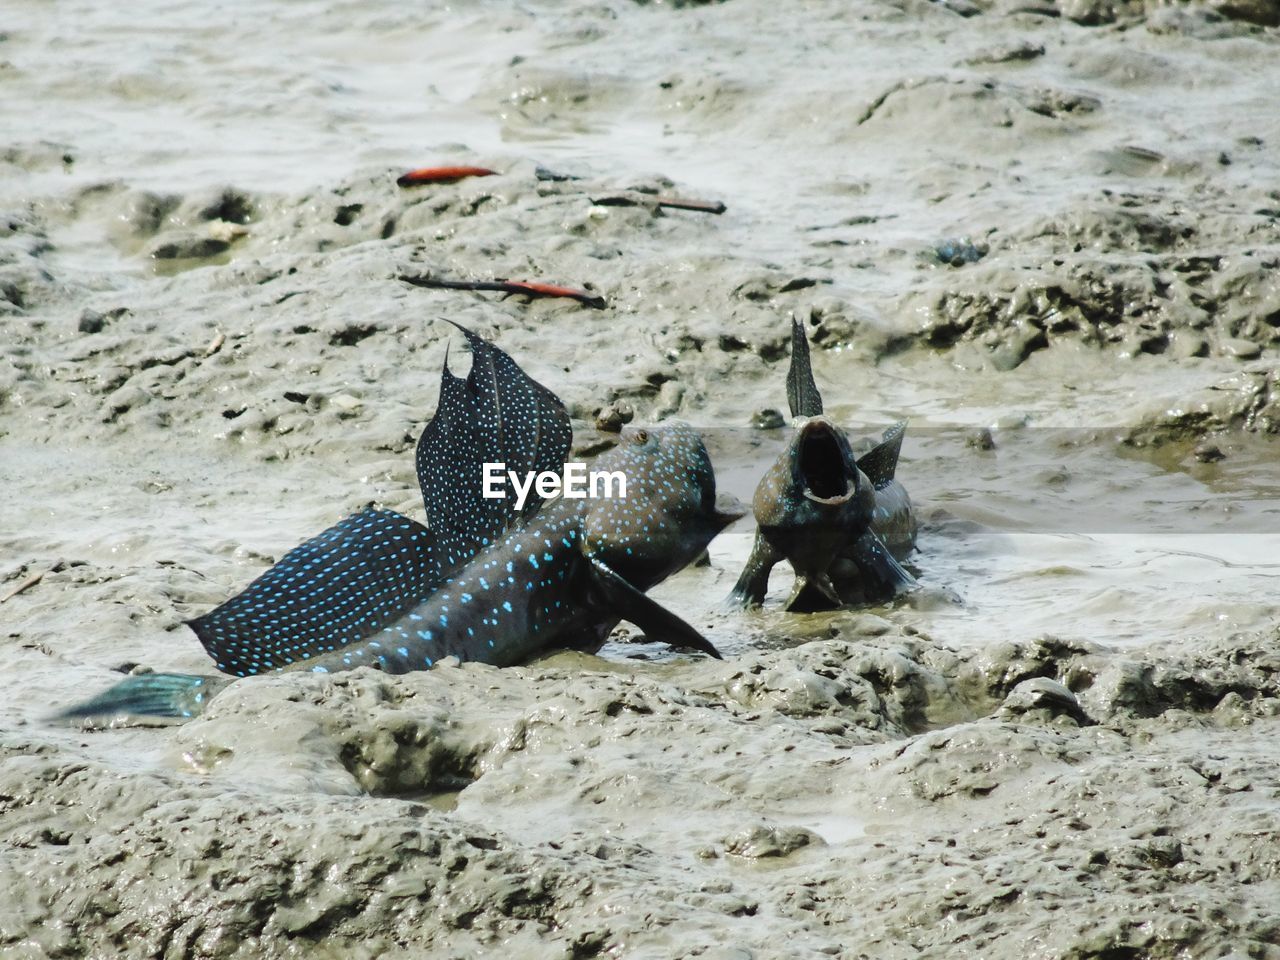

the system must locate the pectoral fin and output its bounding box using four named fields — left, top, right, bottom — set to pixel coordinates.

left=589, top=558, right=722, bottom=659
left=726, top=531, right=782, bottom=609
left=850, top=530, right=918, bottom=597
